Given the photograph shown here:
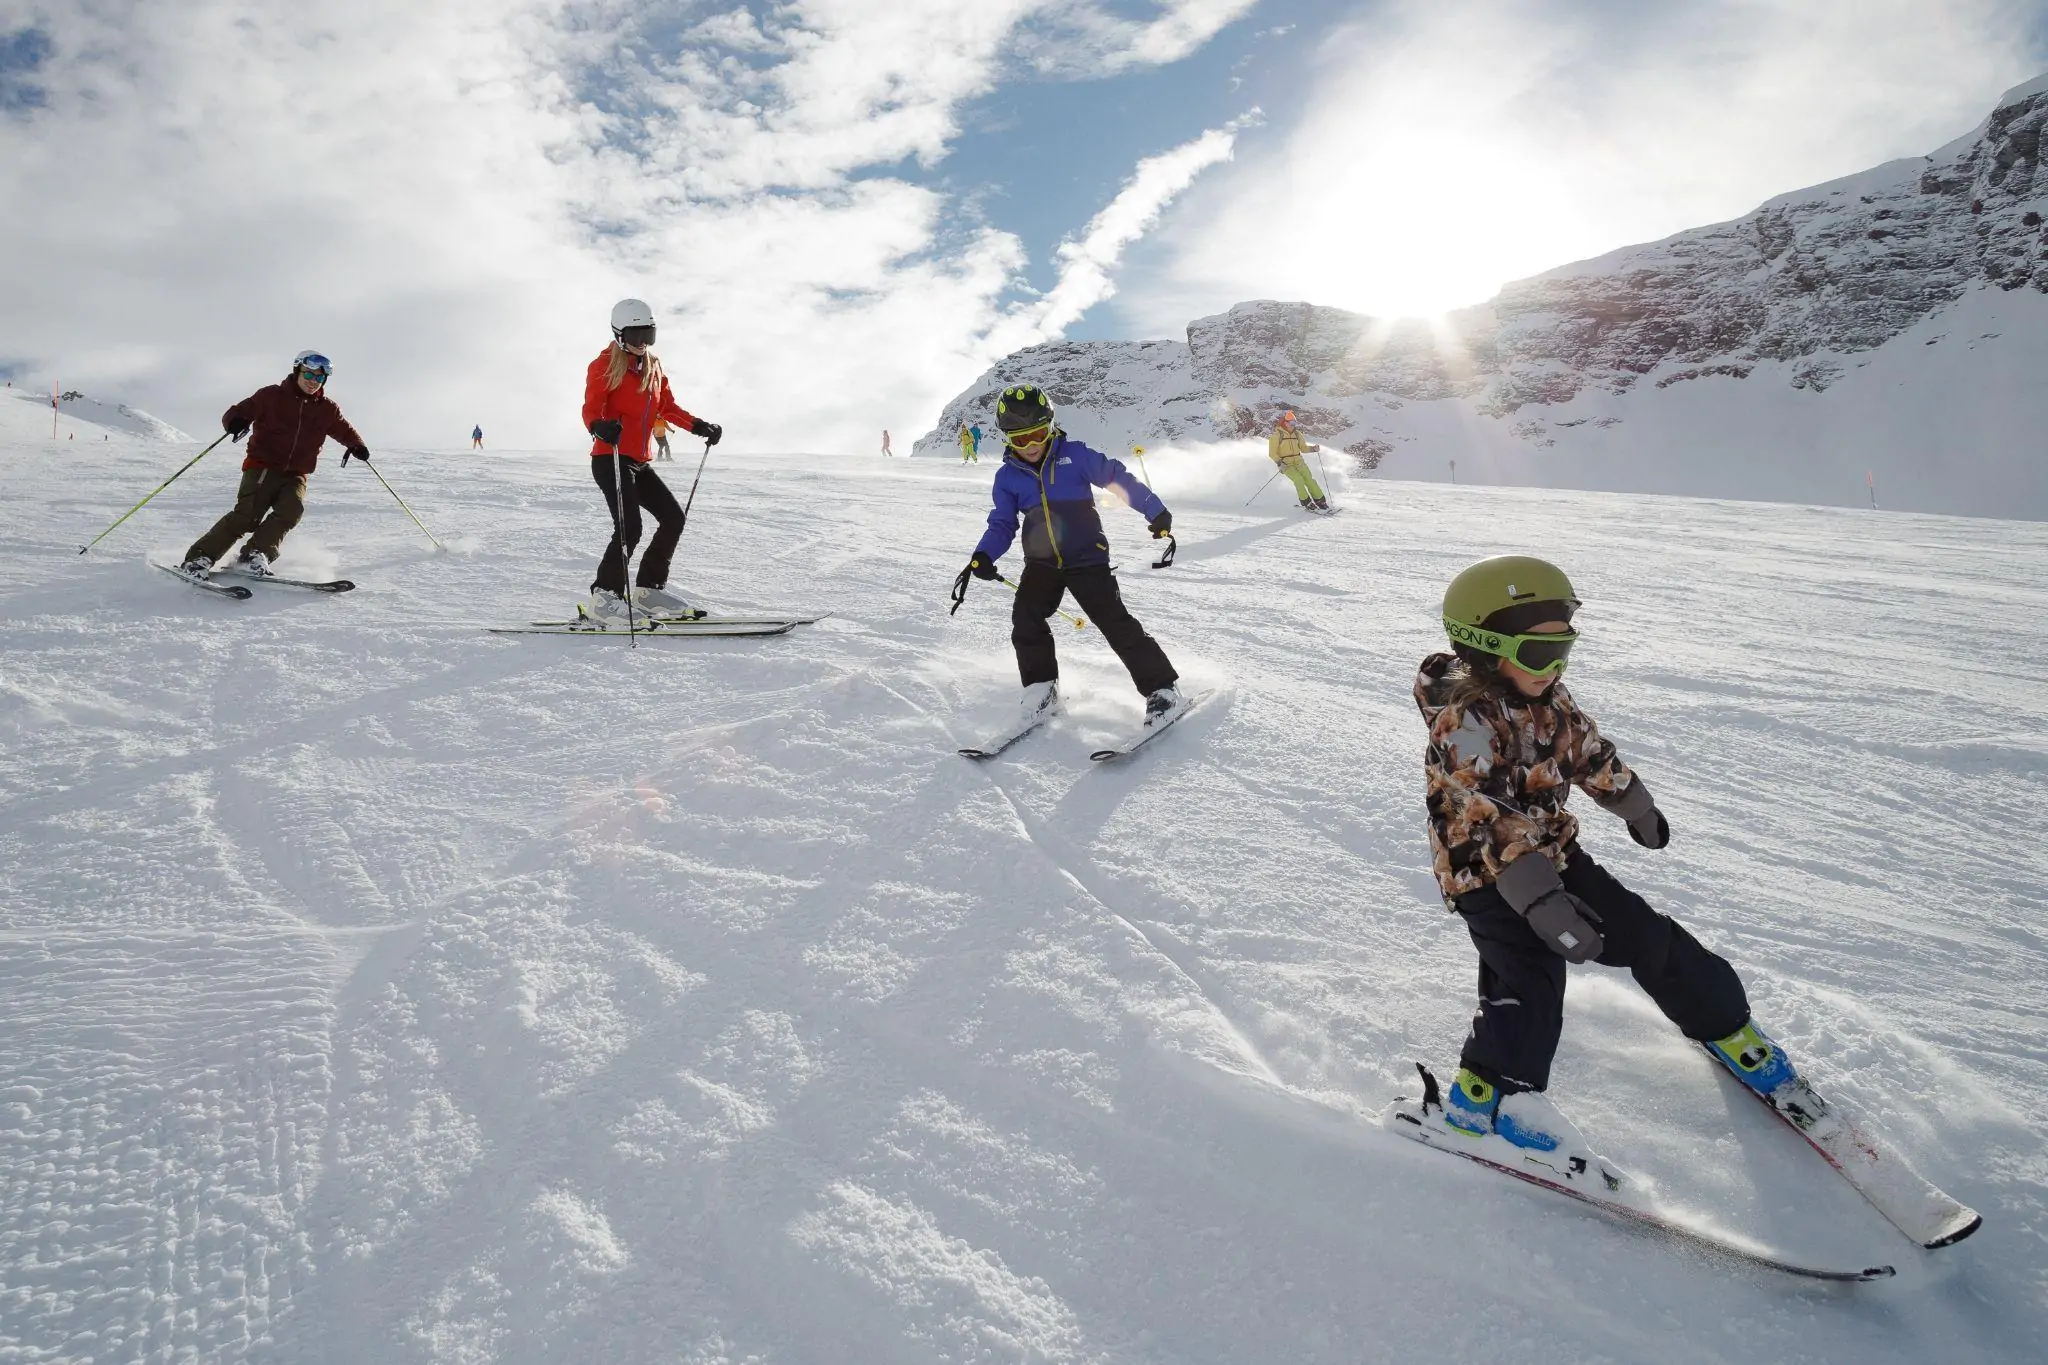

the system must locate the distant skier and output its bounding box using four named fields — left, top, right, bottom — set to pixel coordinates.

left=472, top=424, right=484, bottom=451
left=652, top=416, right=673, bottom=461
left=882, top=428, right=893, bottom=458
left=960, top=384, right=1185, bottom=732
left=957, top=423, right=978, bottom=463
left=178, top=350, right=369, bottom=577
left=579, top=298, right=723, bottom=624
left=1268, top=411, right=1329, bottom=511
left=1413, top=555, right=1797, bottom=1152
left=970, top=424, right=983, bottom=457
